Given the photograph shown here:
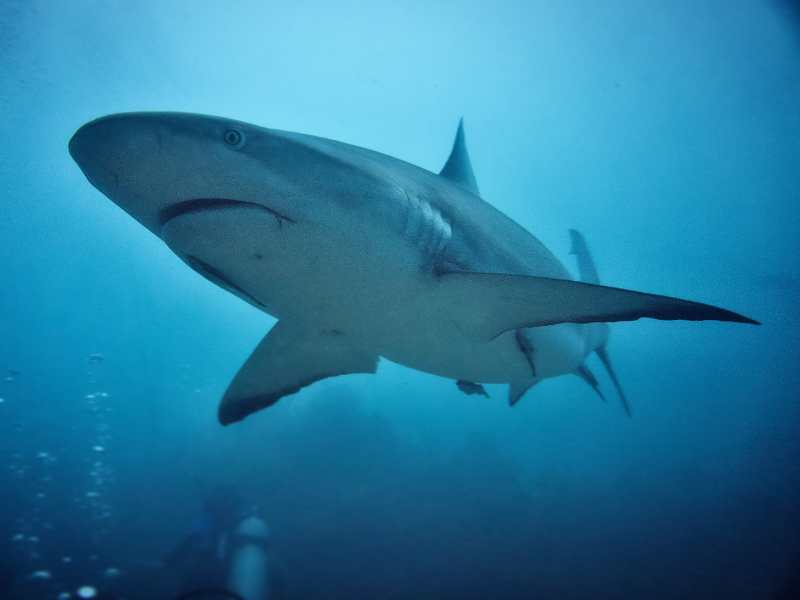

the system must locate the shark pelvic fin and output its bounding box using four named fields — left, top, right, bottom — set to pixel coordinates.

left=596, top=346, right=631, bottom=417
left=436, top=271, right=758, bottom=341
left=439, top=118, right=479, bottom=196
left=515, top=329, right=537, bottom=377
left=218, top=320, right=378, bottom=425
left=508, top=378, right=537, bottom=406
left=574, top=364, right=606, bottom=402
left=568, top=229, right=600, bottom=284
